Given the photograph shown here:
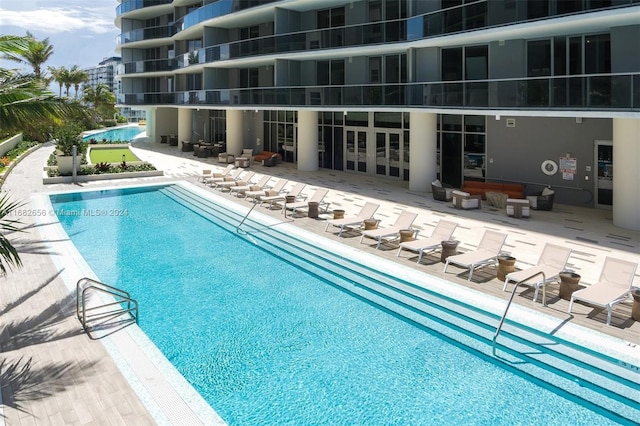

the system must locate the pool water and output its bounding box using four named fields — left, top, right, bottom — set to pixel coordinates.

left=83, top=125, right=145, bottom=142
left=49, top=185, right=628, bottom=425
